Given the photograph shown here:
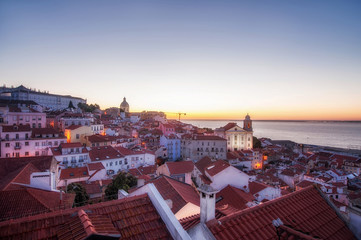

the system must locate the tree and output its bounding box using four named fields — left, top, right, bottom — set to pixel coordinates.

left=77, top=102, right=100, bottom=112
left=67, top=183, right=89, bottom=207
left=105, top=172, right=137, bottom=200
left=253, top=136, right=262, bottom=149
left=68, top=100, right=75, bottom=109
